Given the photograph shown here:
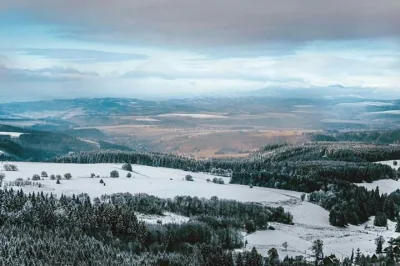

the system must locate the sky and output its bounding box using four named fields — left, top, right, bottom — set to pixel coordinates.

left=0, top=0, right=399, bottom=102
